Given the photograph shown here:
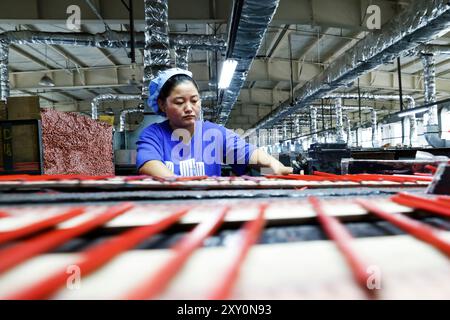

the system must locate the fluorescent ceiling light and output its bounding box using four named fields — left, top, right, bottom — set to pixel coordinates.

left=218, top=59, right=238, bottom=89
left=397, top=107, right=429, bottom=118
